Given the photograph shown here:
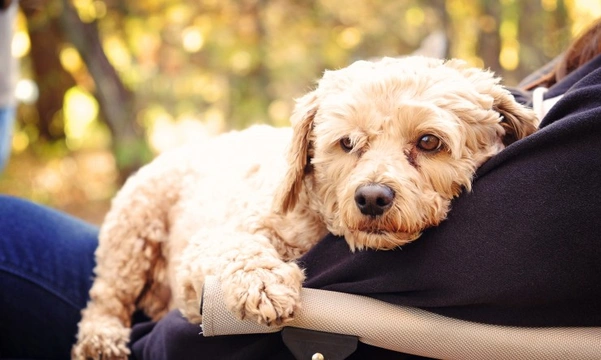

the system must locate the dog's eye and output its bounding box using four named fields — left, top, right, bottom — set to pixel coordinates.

left=340, top=137, right=353, bottom=152
left=417, top=134, right=442, bottom=152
